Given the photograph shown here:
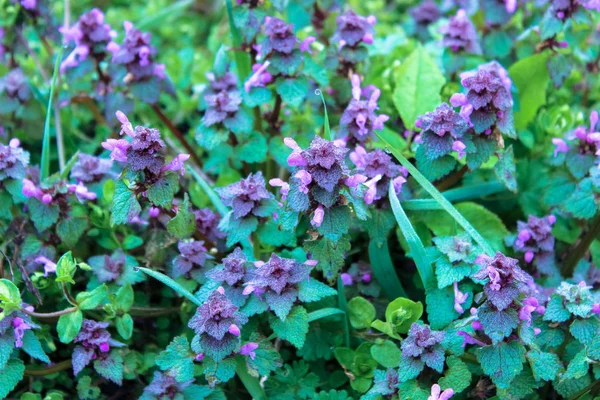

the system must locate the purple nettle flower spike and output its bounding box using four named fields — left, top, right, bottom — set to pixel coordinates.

left=70, top=153, right=113, bottom=183
left=216, top=172, right=272, bottom=220
left=162, top=154, right=190, bottom=176
left=143, top=371, right=193, bottom=399
left=263, top=17, right=297, bottom=54
left=339, top=75, right=389, bottom=142
left=73, top=319, right=124, bottom=376
left=429, top=383, right=454, bottom=400
left=110, top=21, right=165, bottom=81
left=440, top=9, right=481, bottom=54
left=206, top=247, right=248, bottom=287
left=410, top=1, right=441, bottom=39
left=172, top=240, right=210, bottom=278
left=401, top=323, right=446, bottom=373
left=203, top=90, right=243, bottom=127
left=1, top=69, right=31, bottom=104
left=557, top=110, right=600, bottom=159
left=511, top=215, right=555, bottom=269
left=60, top=8, right=116, bottom=72
left=334, top=11, right=376, bottom=47
left=269, top=178, right=290, bottom=201
left=194, top=208, right=226, bottom=243
left=311, top=204, right=325, bottom=227
left=518, top=297, right=542, bottom=326
left=0, top=138, right=29, bottom=181
left=453, top=282, right=468, bottom=314
left=472, top=252, right=532, bottom=311
left=101, top=139, right=130, bottom=163
left=295, top=136, right=349, bottom=192
left=207, top=71, right=238, bottom=94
